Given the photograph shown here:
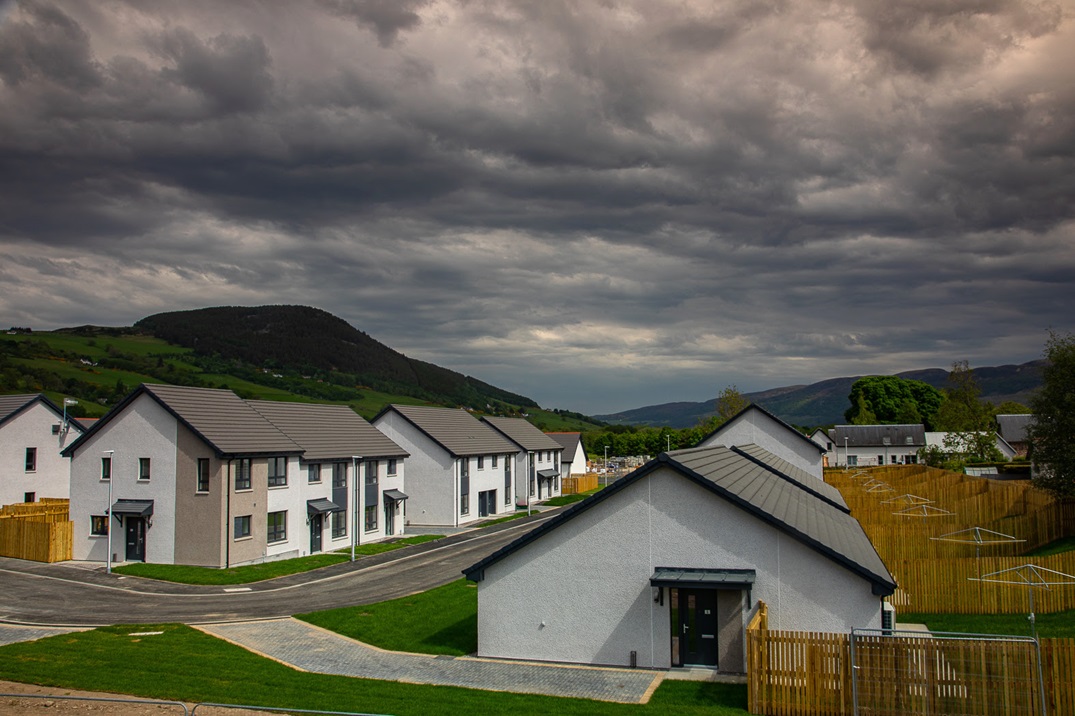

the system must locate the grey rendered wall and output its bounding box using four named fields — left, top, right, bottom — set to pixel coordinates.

left=476, top=466, right=882, bottom=670
left=700, top=410, right=824, bottom=479
left=373, top=412, right=456, bottom=526
left=172, top=423, right=225, bottom=566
